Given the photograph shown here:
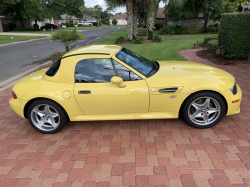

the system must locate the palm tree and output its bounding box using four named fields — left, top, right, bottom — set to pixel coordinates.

left=93, top=5, right=103, bottom=26
left=105, top=0, right=134, bottom=41
left=49, top=28, right=84, bottom=52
